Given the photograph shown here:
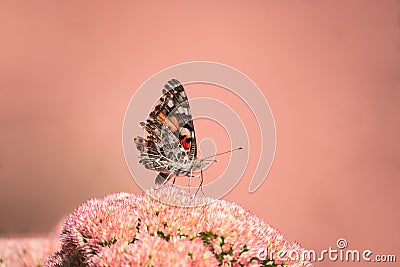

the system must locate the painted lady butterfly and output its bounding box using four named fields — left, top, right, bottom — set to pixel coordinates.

left=134, top=79, right=210, bottom=194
